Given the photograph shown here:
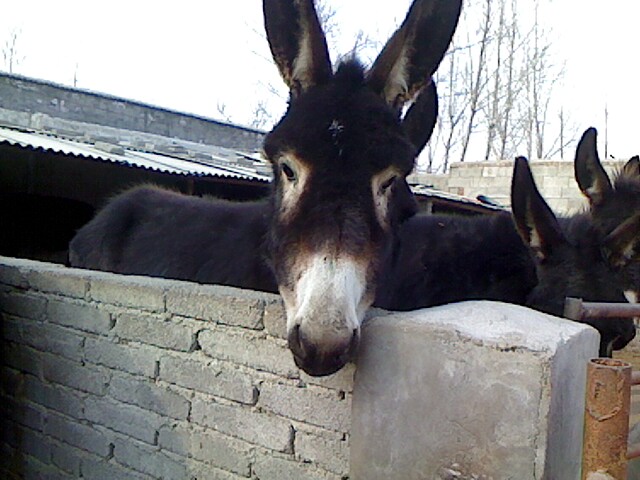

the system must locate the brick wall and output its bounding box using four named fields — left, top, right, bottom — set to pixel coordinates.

left=0, top=257, right=351, bottom=479
left=410, top=159, right=629, bottom=214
